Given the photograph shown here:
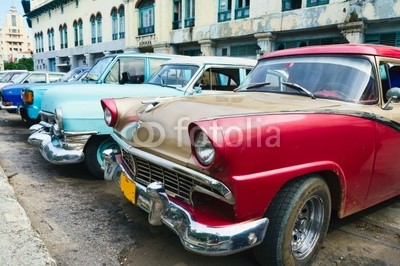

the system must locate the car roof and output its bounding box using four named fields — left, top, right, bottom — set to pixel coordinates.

left=261, top=44, right=400, bottom=60
left=161, top=56, right=257, bottom=67
left=103, top=52, right=186, bottom=60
